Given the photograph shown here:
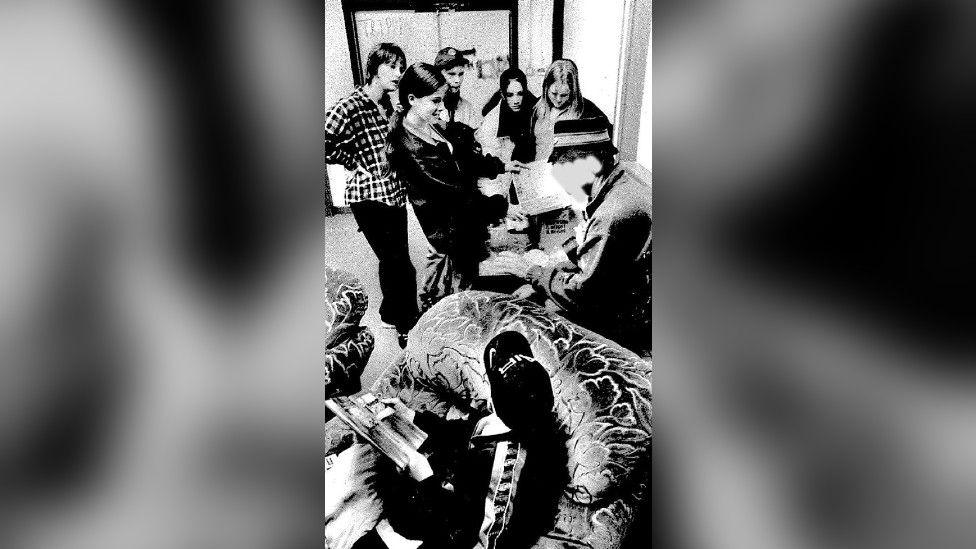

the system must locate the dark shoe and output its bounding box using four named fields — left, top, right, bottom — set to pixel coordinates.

left=397, top=331, right=409, bottom=349
left=483, top=331, right=554, bottom=435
